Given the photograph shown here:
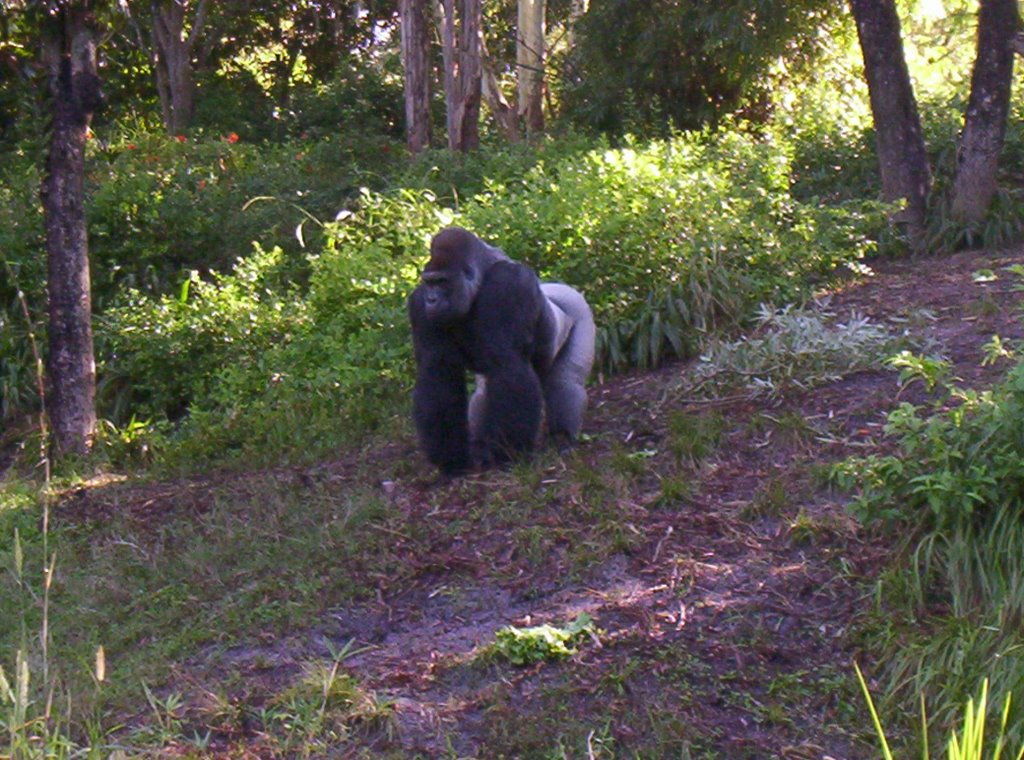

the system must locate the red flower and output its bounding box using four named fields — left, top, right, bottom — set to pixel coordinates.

left=226, top=132, right=239, bottom=144
left=175, top=135, right=186, bottom=142
left=127, top=144, right=136, bottom=150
